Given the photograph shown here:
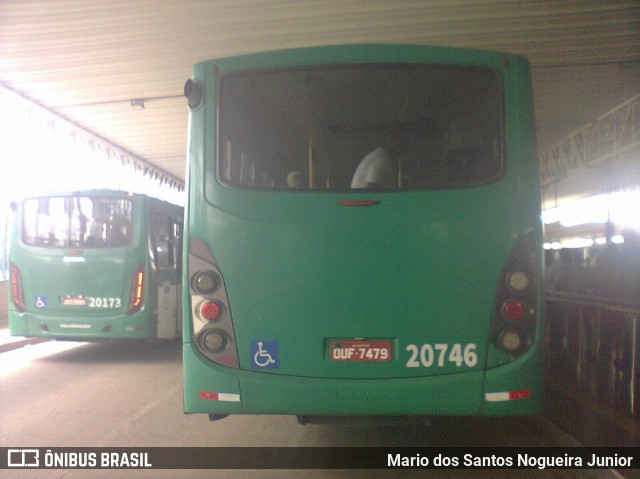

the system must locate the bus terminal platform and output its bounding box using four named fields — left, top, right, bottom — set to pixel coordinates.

left=0, top=325, right=49, bottom=353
